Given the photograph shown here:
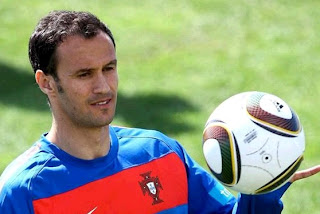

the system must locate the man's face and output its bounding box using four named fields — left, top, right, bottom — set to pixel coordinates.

left=51, top=31, right=118, bottom=128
